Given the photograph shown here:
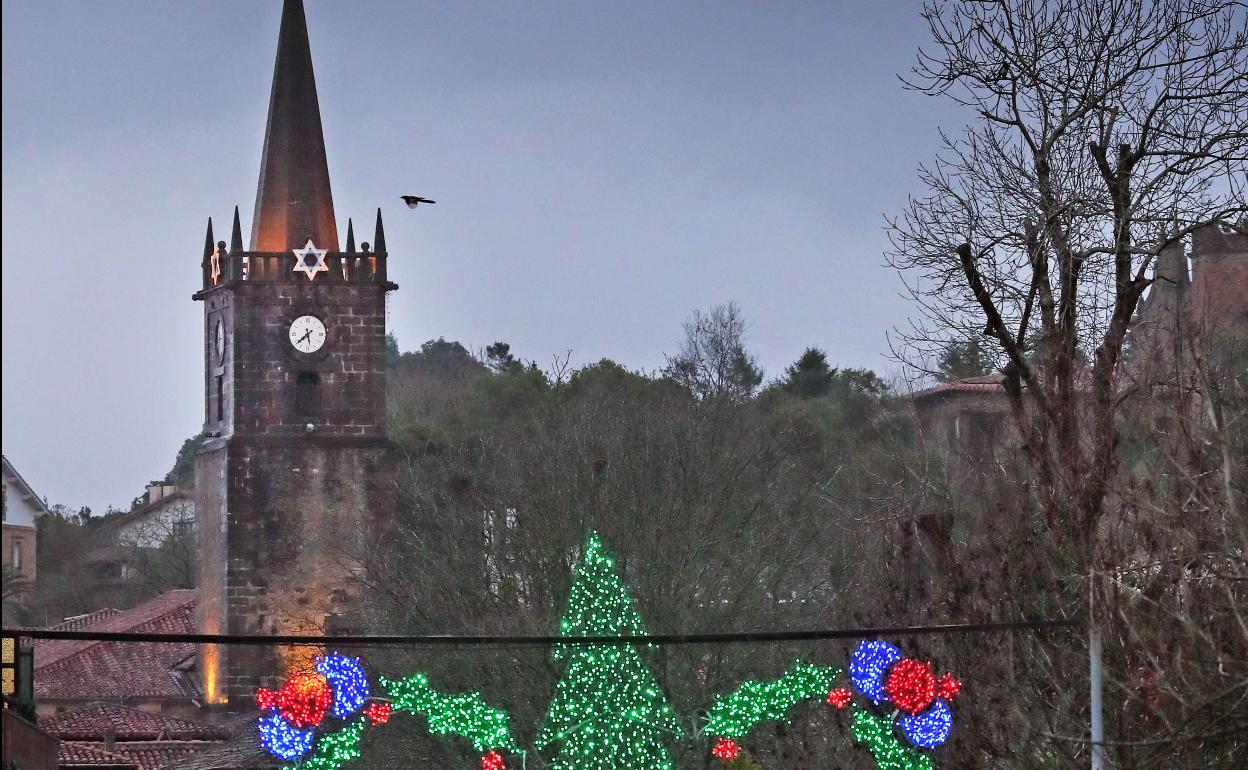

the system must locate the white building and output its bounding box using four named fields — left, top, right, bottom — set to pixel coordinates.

left=2, top=455, right=48, bottom=583
left=108, top=484, right=196, bottom=549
